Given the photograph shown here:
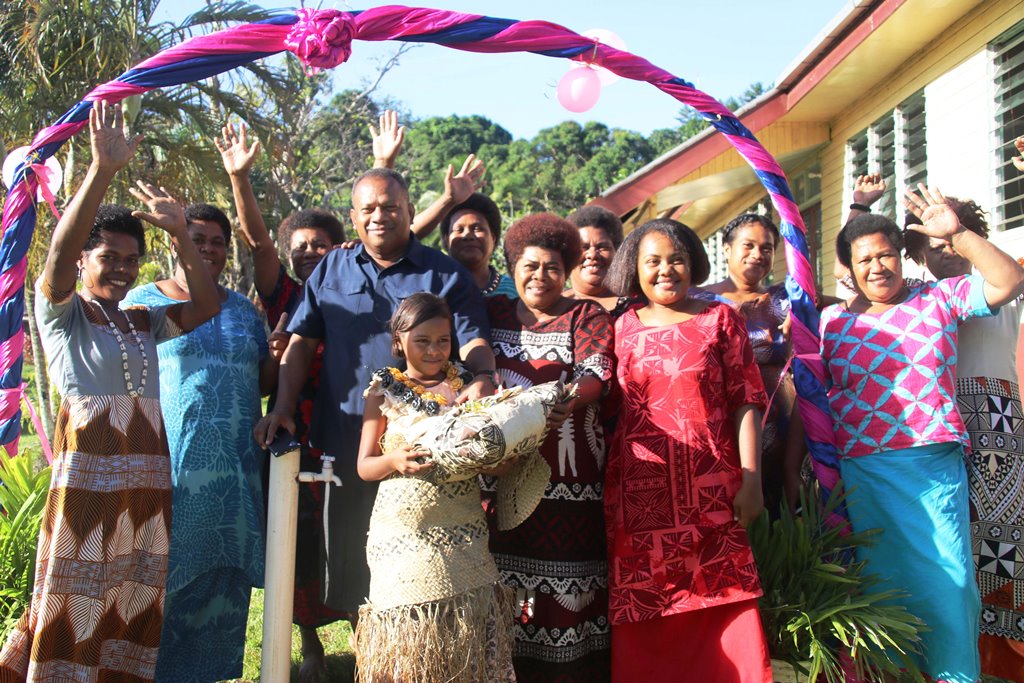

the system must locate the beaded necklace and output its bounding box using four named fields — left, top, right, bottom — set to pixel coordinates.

left=92, top=300, right=149, bottom=398
left=480, top=267, right=502, bottom=296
